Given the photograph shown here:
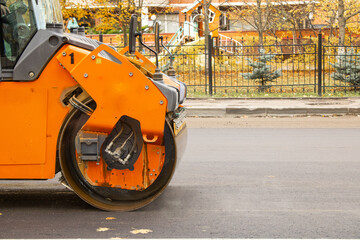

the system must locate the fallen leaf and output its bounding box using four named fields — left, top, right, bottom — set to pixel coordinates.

left=130, top=228, right=153, bottom=235
left=106, top=217, right=116, bottom=220
left=0, top=213, right=2, bottom=216
left=97, top=227, right=110, bottom=232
